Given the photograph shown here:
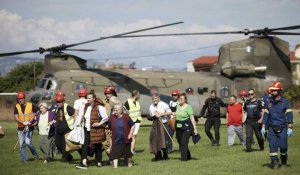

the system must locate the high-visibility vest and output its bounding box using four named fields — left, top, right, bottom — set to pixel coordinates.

left=127, top=98, right=142, bottom=122
left=56, top=103, right=74, bottom=130
left=16, top=102, right=35, bottom=128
